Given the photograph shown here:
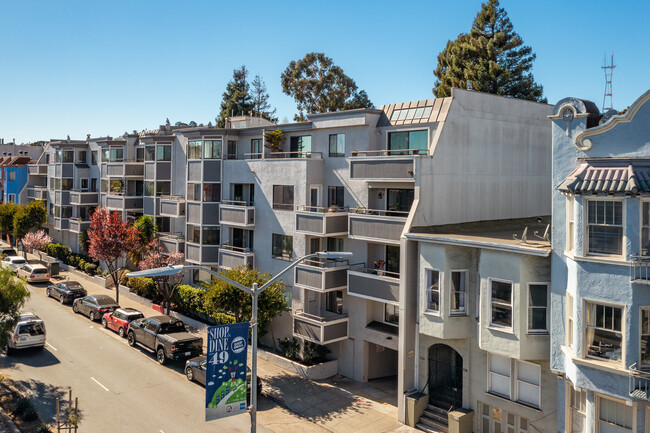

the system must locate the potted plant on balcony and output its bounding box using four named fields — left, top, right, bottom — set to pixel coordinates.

left=373, top=259, right=386, bottom=276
